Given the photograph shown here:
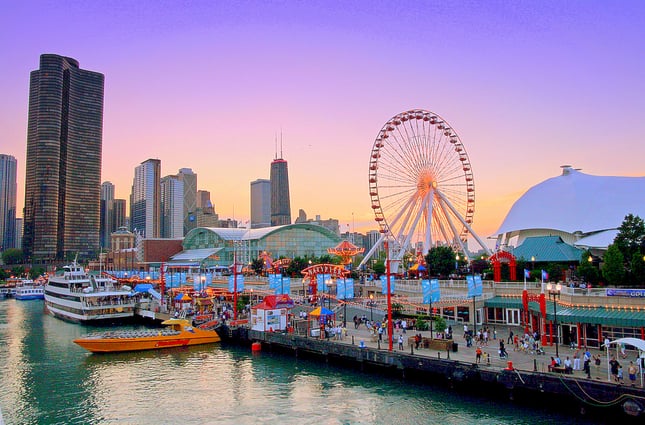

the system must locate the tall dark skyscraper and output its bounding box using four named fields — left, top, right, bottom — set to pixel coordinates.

left=0, top=154, right=17, bottom=250
left=270, top=154, right=291, bottom=226
left=23, top=54, right=104, bottom=260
